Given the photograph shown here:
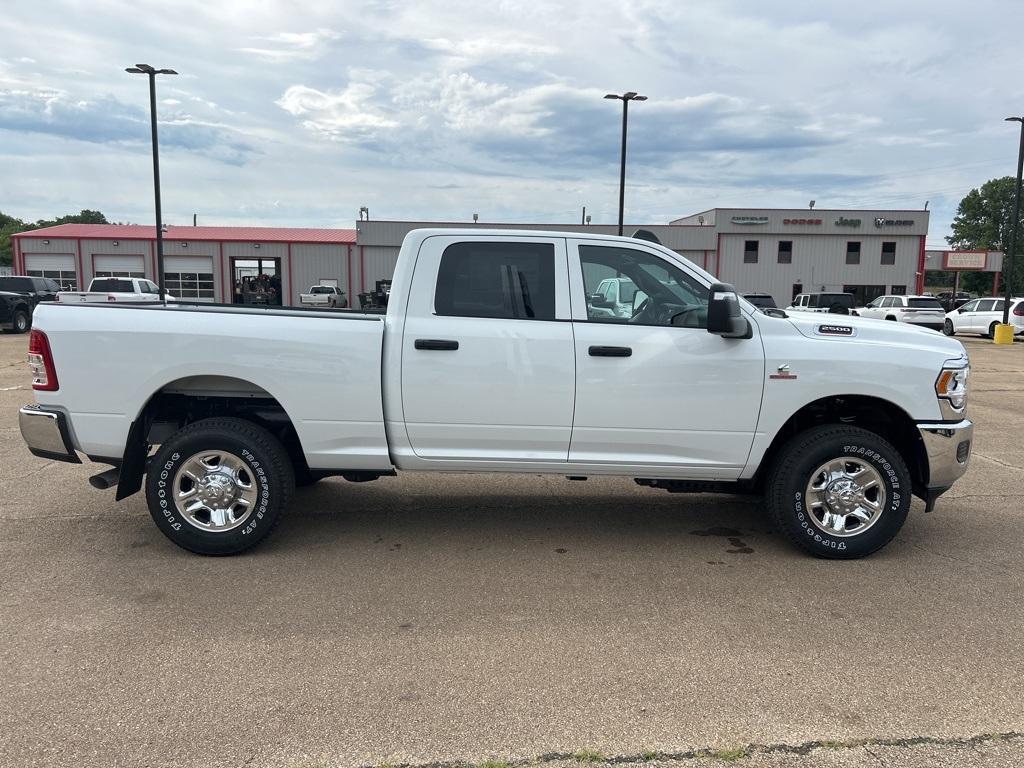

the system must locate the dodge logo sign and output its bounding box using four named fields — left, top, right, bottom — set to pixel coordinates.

left=783, top=218, right=822, bottom=225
